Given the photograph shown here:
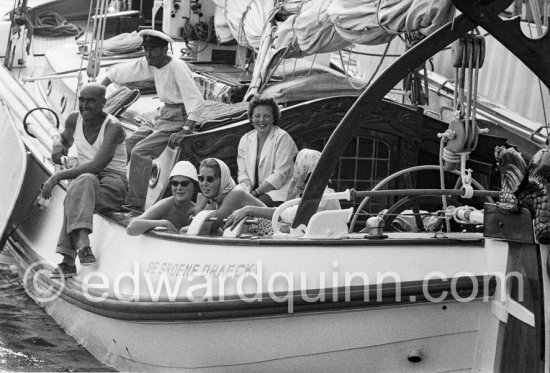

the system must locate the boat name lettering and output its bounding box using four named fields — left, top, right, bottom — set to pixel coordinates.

left=144, top=262, right=257, bottom=277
